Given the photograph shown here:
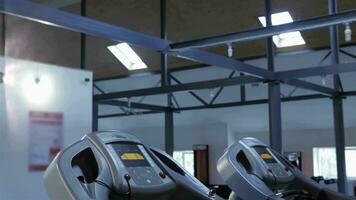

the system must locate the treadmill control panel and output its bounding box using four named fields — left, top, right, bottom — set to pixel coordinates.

left=254, top=146, right=290, bottom=178
left=126, top=167, right=162, bottom=185
left=111, top=143, right=164, bottom=186
left=267, top=163, right=289, bottom=177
